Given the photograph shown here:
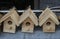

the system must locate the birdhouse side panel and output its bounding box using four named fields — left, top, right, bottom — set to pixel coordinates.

left=43, top=18, right=55, bottom=32
left=3, top=17, right=16, bottom=33
left=22, top=17, right=34, bottom=33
